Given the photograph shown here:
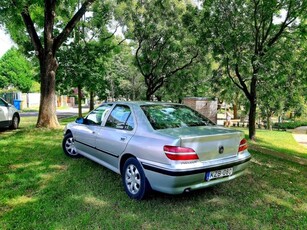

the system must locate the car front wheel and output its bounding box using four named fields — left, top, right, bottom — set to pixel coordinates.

left=62, top=132, right=81, bottom=158
left=122, top=158, right=150, bottom=200
left=10, top=115, right=19, bottom=129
